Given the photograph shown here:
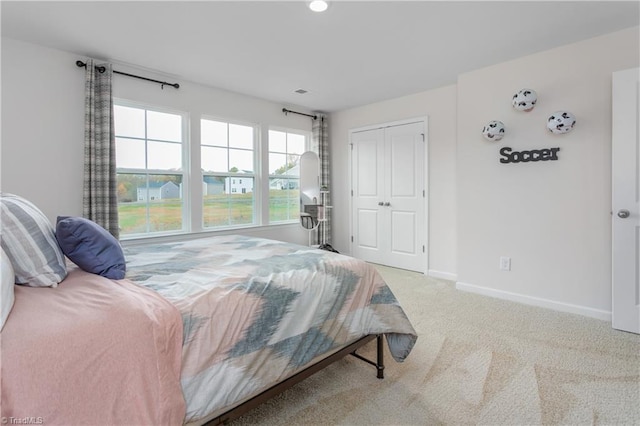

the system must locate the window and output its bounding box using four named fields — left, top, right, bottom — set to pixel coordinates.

left=201, top=118, right=256, bottom=228
left=114, top=103, right=186, bottom=236
left=268, top=129, right=307, bottom=223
